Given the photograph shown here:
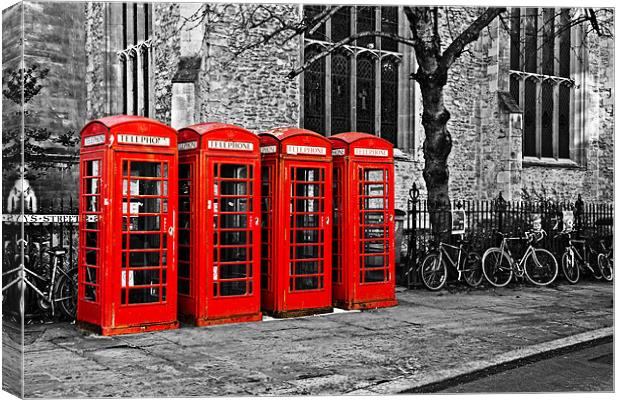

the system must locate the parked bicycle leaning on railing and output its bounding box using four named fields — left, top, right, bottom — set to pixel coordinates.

left=2, top=236, right=77, bottom=320
left=556, top=230, right=613, bottom=284
left=419, top=234, right=483, bottom=291
left=482, top=229, right=559, bottom=287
